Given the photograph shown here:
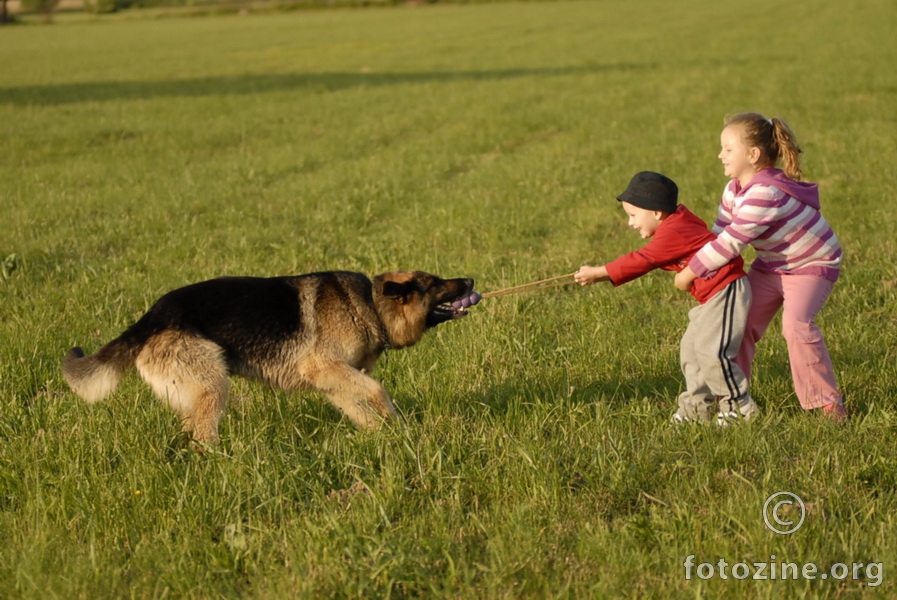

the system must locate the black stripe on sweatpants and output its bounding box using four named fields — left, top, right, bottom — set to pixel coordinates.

left=718, top=282, right=739, bottom=407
